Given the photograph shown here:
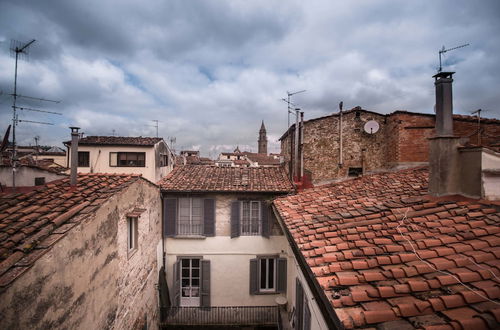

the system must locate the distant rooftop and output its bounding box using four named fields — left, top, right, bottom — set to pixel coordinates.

left=159, top=165, right=294, bottom=193
left=65, top=136, right=163, bottom=146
